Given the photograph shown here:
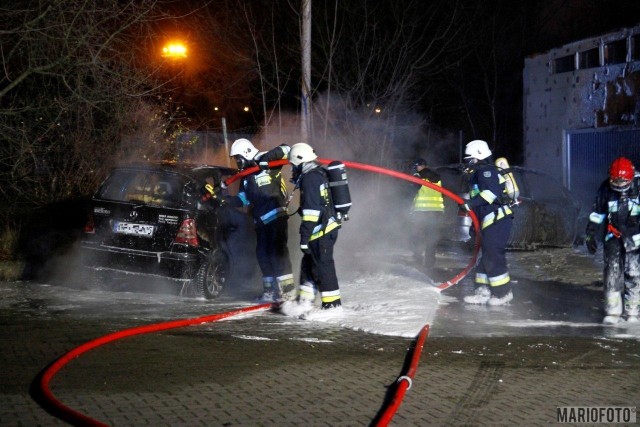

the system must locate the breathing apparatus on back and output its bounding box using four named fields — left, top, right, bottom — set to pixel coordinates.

left=288, top=143, right=353, bottom=223
left=464, top=139, right=520, bottom=207
left=495, top=157, right=520, bottom=207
